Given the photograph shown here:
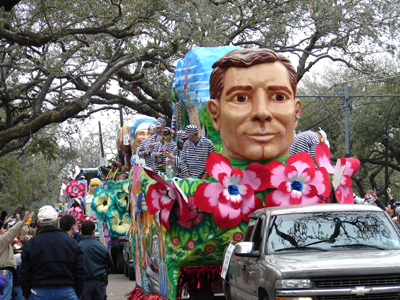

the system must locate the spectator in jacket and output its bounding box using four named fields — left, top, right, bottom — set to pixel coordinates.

left=79, top=221, right=114, bottom=300
left=0, top=211, right=30, bottom=300
left=60, top=214, right=77, bottom=240
left=19, top=205, right=86, bottom=300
